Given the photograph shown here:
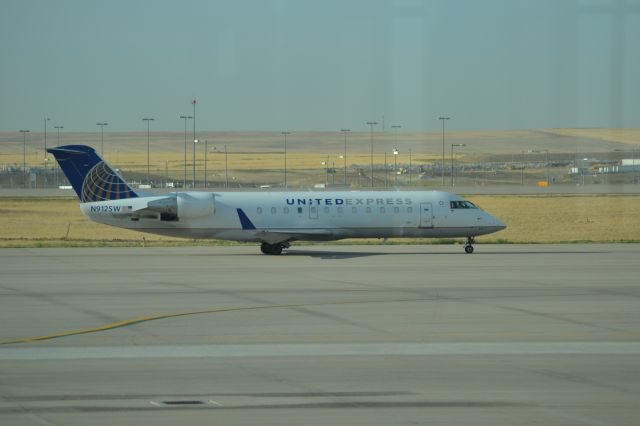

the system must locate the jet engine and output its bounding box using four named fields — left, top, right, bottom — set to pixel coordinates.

left=176, top=193, right=215, bottom=219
